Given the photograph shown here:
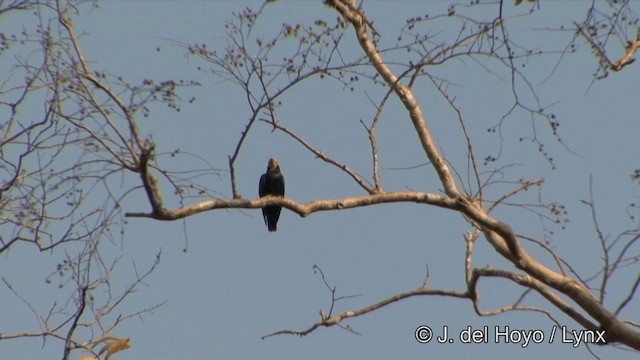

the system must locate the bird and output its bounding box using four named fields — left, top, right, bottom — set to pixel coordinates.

left=259, top=157, right=285, bottom=232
